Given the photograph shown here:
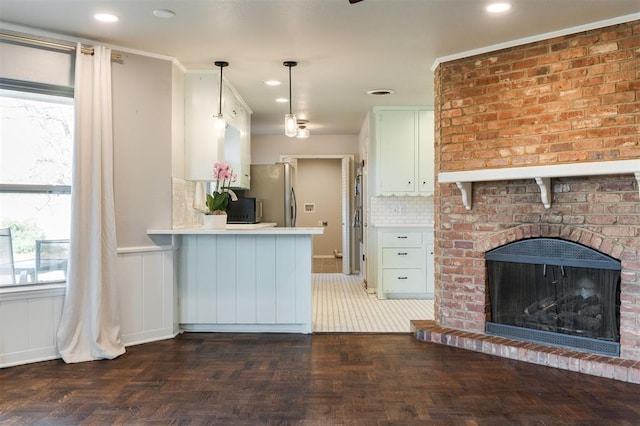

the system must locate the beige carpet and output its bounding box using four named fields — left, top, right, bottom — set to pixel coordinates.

left=312, top=273, right=434, bottom=333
